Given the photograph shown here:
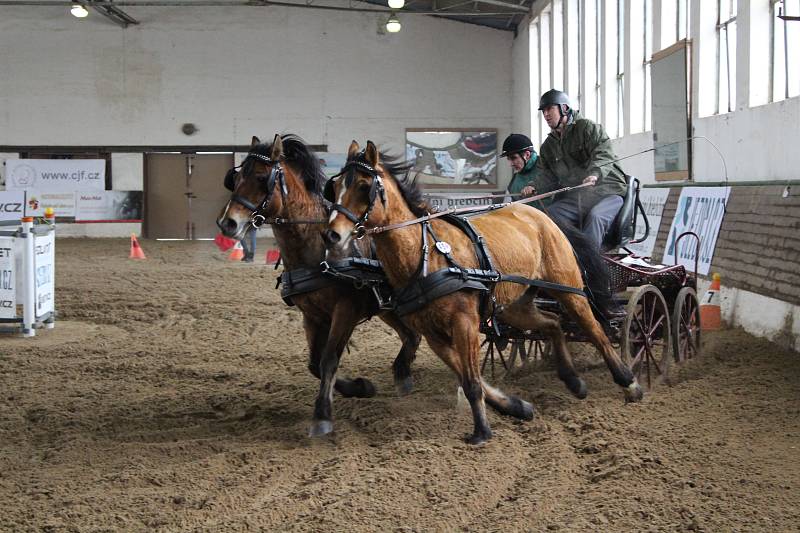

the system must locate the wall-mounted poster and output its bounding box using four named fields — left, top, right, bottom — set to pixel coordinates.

left=406, top=129, right=497, bottom=189
left=75, top=191, right=143, bottom=222
left=662, top=186, right=731, bottom=275
left=5, top=159, right=106, bottom=191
